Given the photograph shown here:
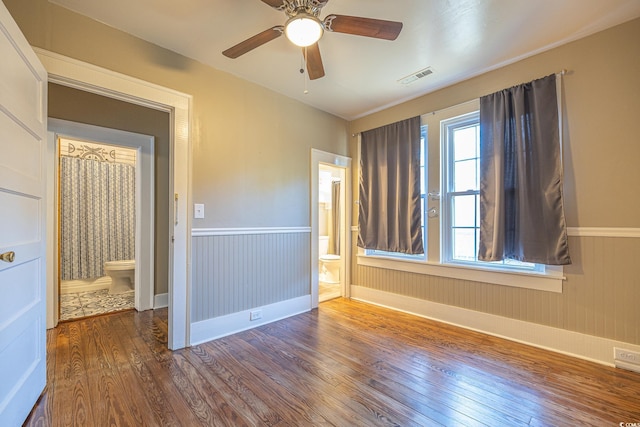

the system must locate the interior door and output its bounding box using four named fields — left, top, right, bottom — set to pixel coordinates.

left=0, top=2, right=48, bottom=425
